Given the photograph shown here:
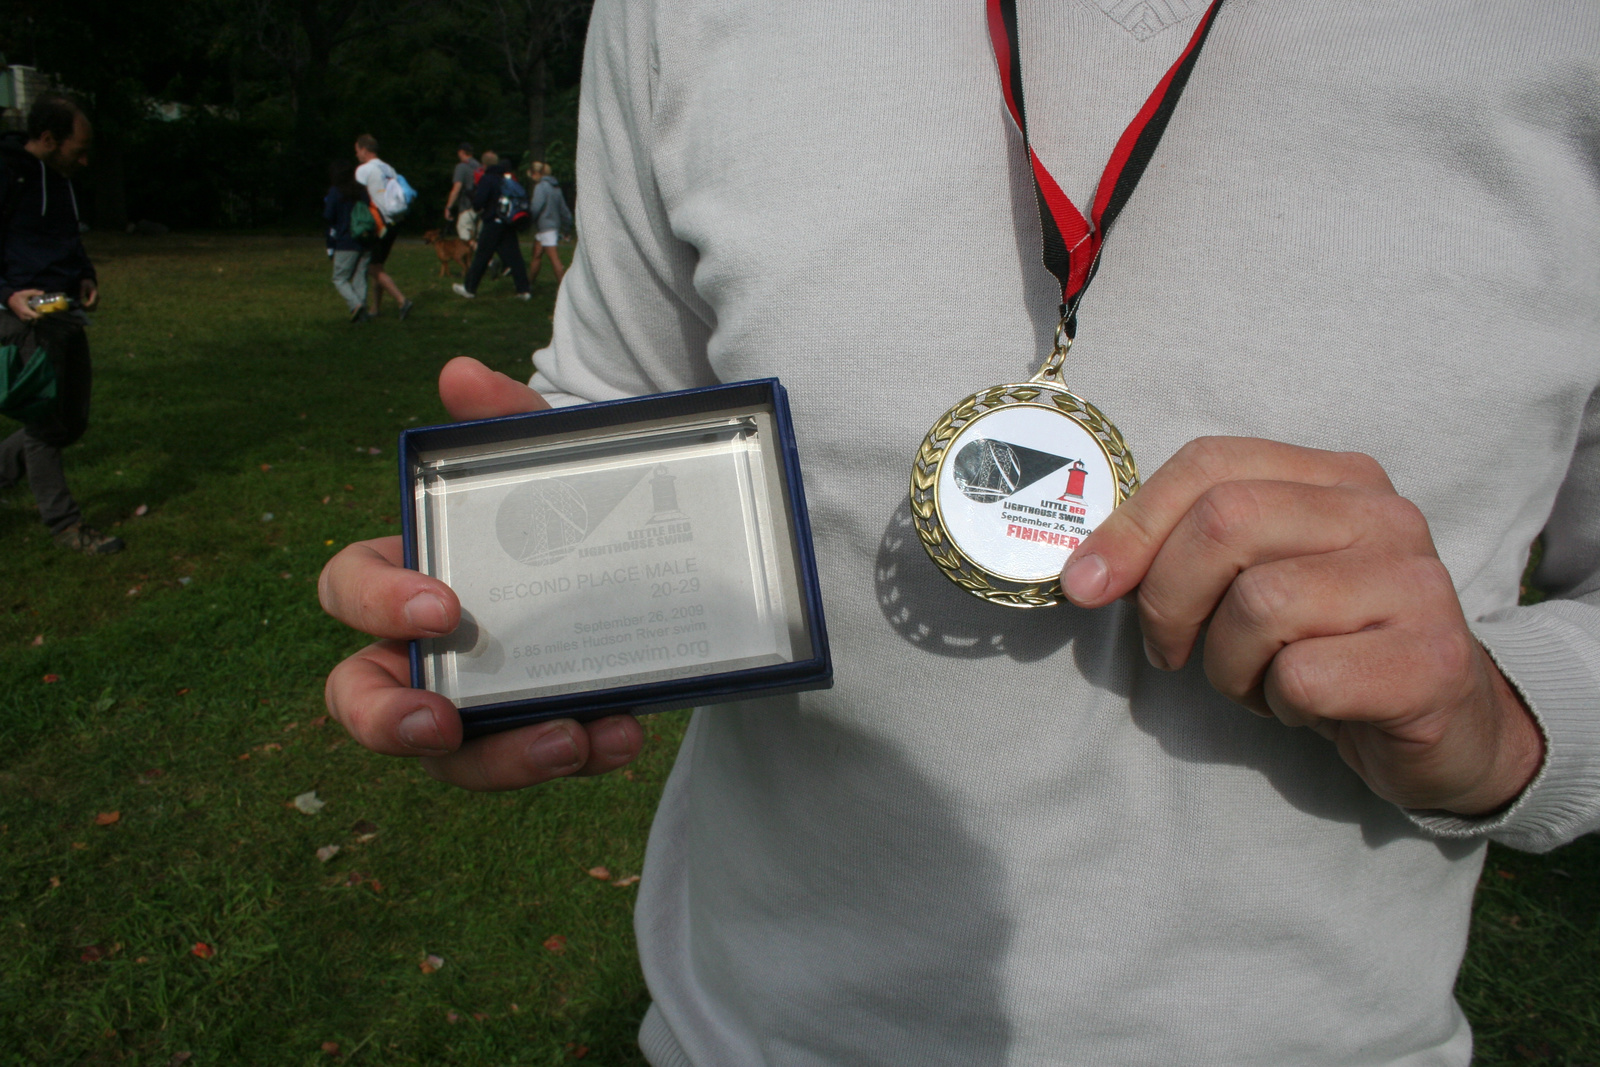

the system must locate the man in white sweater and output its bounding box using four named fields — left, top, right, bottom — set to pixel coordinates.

left=318, top=2, right=1600, bottom=1062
